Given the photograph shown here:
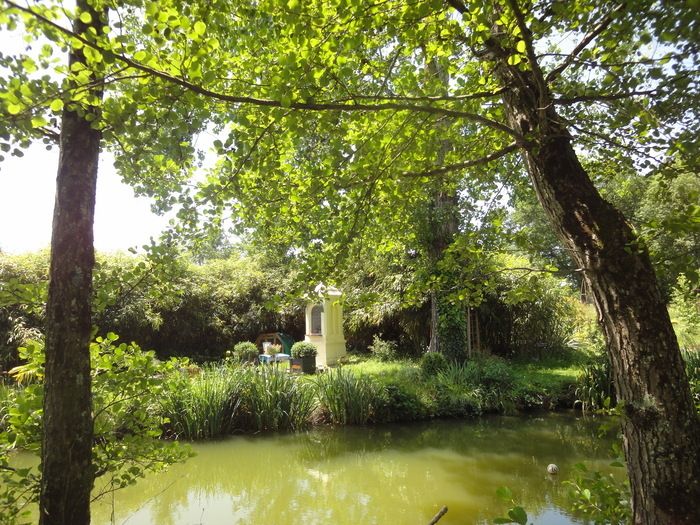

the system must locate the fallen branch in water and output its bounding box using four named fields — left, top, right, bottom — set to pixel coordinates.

left=428, top=506, right=448, bottom=524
